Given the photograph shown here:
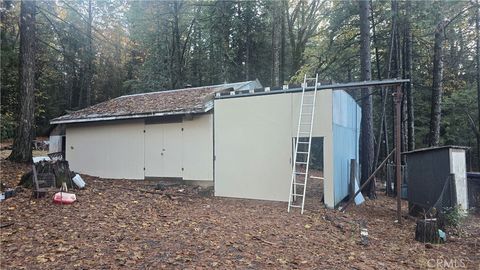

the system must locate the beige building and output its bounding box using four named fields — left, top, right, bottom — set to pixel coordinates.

left=51, top=81, right=261, bottom=185
left=51, top=80, right=405, bottom=208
